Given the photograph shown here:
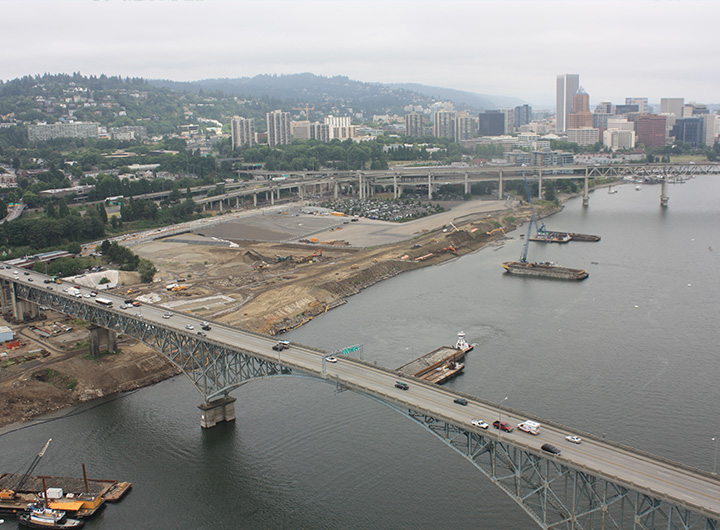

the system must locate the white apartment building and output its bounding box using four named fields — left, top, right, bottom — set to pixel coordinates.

left=28, top=121, right=100, bottom=142
left=231, top=116, right=255, bottom=148
left=266, top=110, right=291, bottom=147
left=603, top=129, right=635, bottom=151
left=567, top=128, right=600, bottom=146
